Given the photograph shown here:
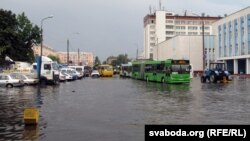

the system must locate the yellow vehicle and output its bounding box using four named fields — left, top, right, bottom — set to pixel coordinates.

left=98, top=65, right=113, bottom=77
